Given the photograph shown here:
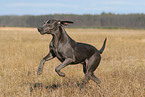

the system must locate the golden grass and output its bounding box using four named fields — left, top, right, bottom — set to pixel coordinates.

left=0, top=27, right=145, bottom=97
